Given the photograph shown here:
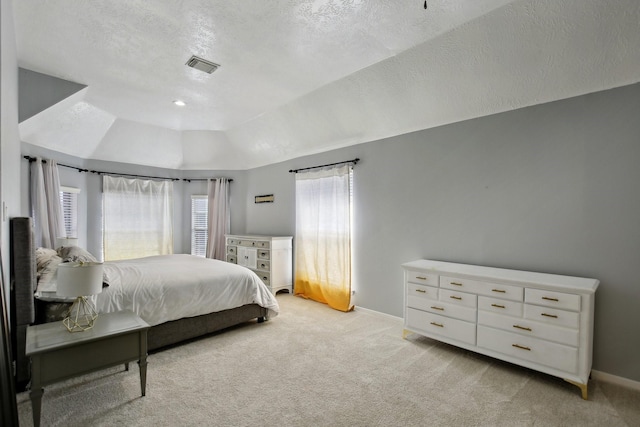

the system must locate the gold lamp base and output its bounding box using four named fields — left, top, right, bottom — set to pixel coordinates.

left=62, top=296, right=99, bottom=332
